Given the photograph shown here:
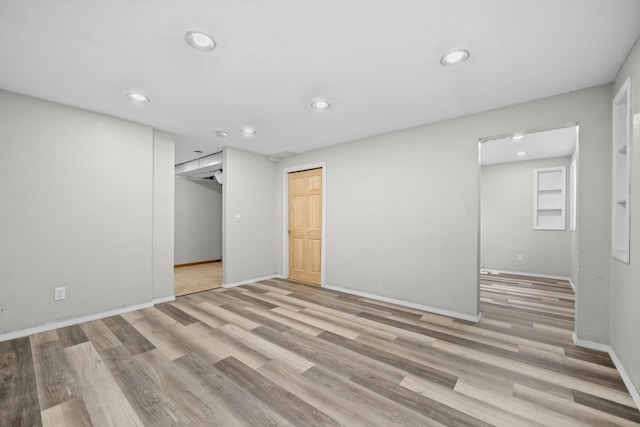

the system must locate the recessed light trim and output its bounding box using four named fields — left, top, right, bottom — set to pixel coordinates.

left=511, top=133, right=527, bottom=141
left=515, top=151, right=528, bottom=156
left=440, top=49, right=470, bottom=66
left=216, top=131, right=229, bottom=138
left=125, top=92, right=150, bottom=103
left=311, top=100, right=330, bottom=110
left=240, top=127, right=256, bottom=136
left=185, top=31, right=216, bottom=51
